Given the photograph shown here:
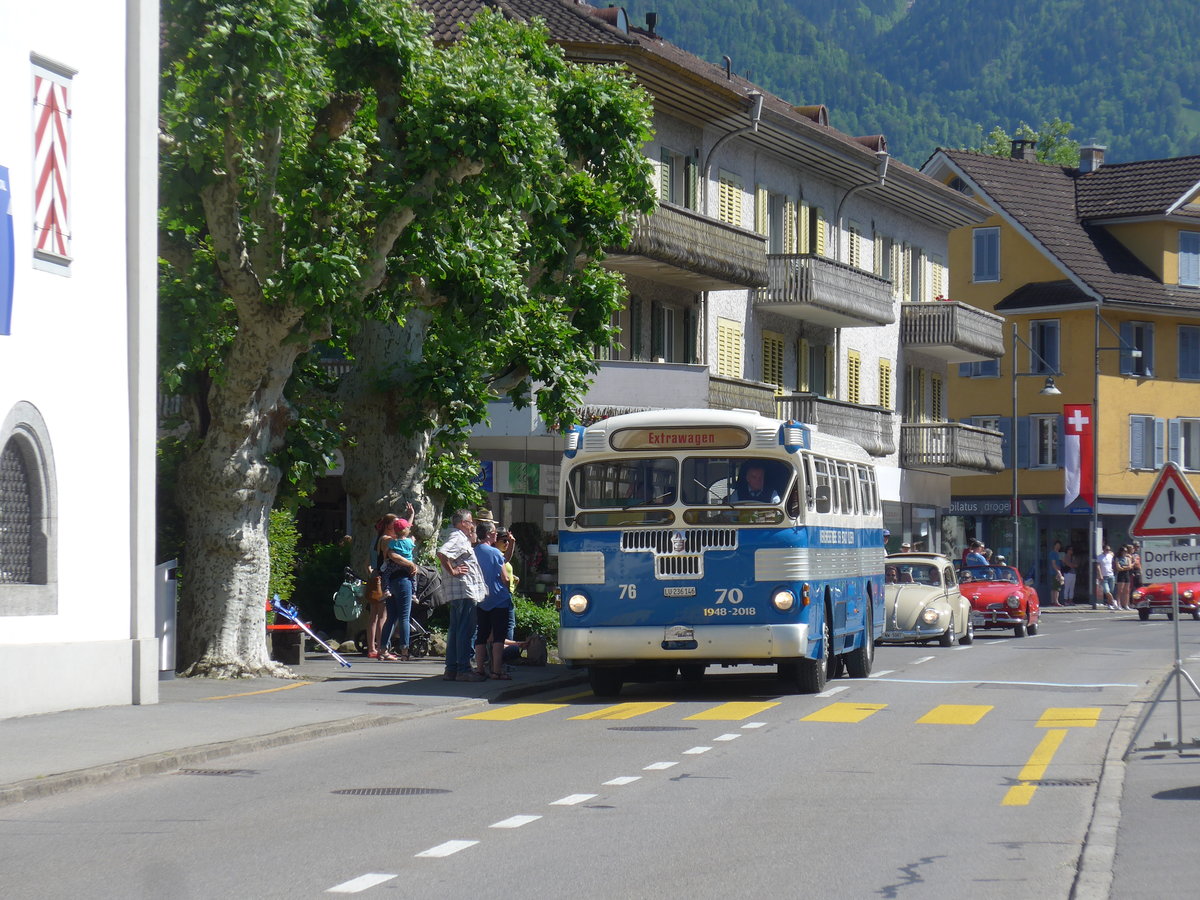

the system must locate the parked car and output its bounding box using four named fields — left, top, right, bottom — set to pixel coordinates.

left=1131, top=582, right=1200, bottom=621
left=957, top=565, right=1041, bottom=637
left=881, top=553, right=974, bottom=646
